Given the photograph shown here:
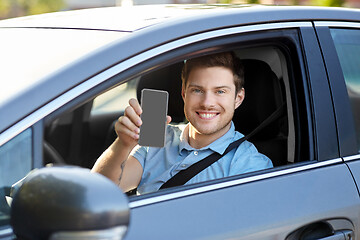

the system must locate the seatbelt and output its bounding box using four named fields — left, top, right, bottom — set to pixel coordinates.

left=160, top=103, right=285, bottom=190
